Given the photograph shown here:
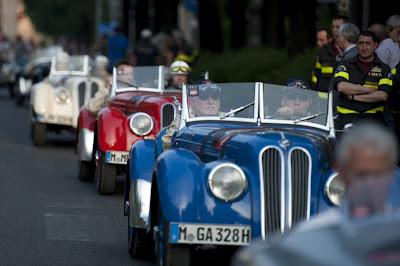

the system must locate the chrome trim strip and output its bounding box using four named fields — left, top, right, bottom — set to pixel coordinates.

left=258, top=145, right=285, bottom=239
left=288, top=147, right=312, bottom=225
left=78, top=128, right=94, bottom=161
left=129, top=179, right=152, bottom=230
